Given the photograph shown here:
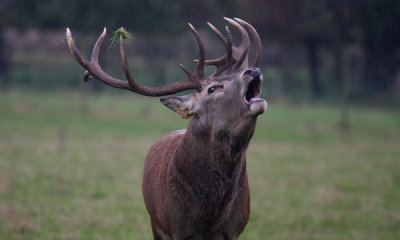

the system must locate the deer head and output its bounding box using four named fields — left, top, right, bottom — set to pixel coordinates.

left=66, top=17, right=266, bottom=138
